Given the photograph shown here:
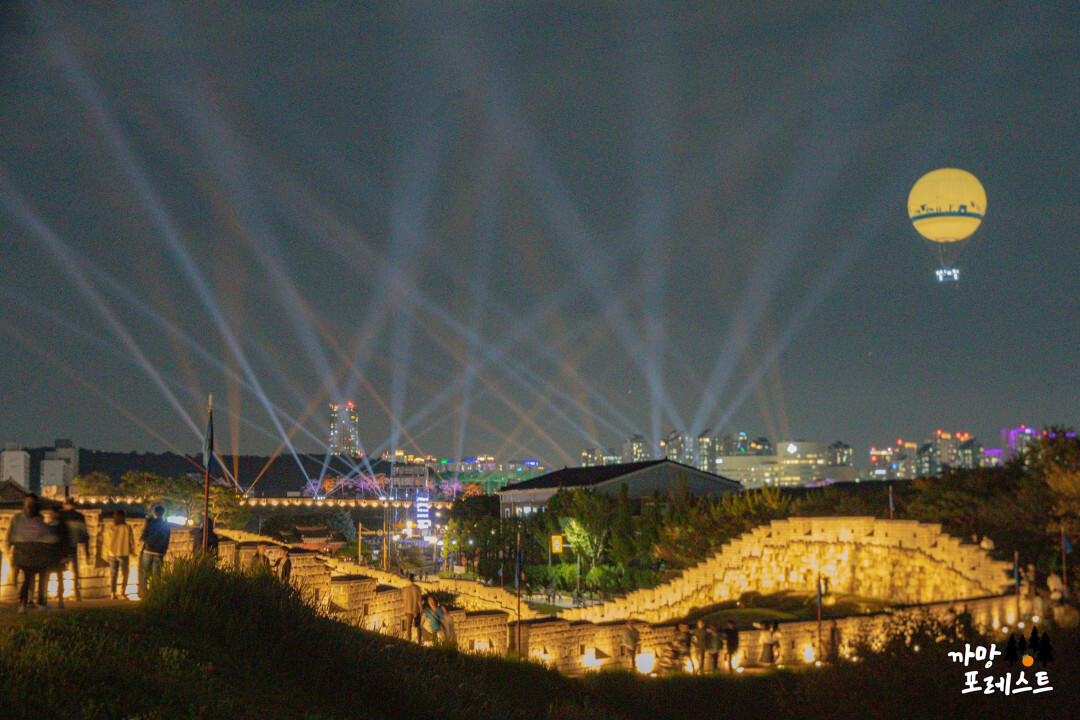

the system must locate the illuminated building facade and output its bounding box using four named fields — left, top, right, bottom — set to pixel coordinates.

left=826, top=441, right=853, bottom=467
left=40, top=439, right=79, bottom=499
left=915, top=443, right=941, bottom=477
left=956, top=438, right=984, bottom=470
left=695, top=431, right=715, bottom=473
left=933, top=430, right=971, bottom=468
left=778, top=441, right=828, bottom=486
left=713, top=454, right=782, bottom=489
left=1001, top=425, right=1037, bottom=460
left=749, top=436, right=775, bottom=455
left=1, top=444, right=30, bottom=489
left=664, top=431, right=693, bottom=465
left=328, top=402, right=361, bottom=456
left=582, top=447, right=604, bottom=467
left=622, top=435, right=652, bottom=463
